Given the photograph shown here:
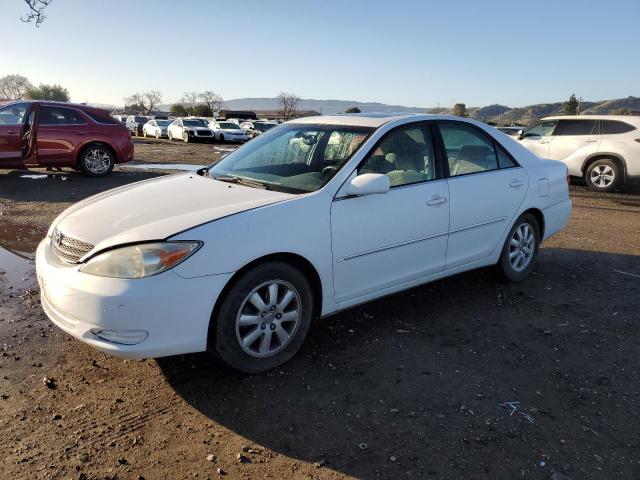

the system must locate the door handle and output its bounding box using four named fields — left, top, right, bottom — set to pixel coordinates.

left=427, top=195, right=447, bottom=206
left=7, top=131, right=18, bottom=135
left=540, top=140, right=550, bottom=144
left=509, top=179, right=525, bottom=188
left=584, top=139, right=597, bottom=143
